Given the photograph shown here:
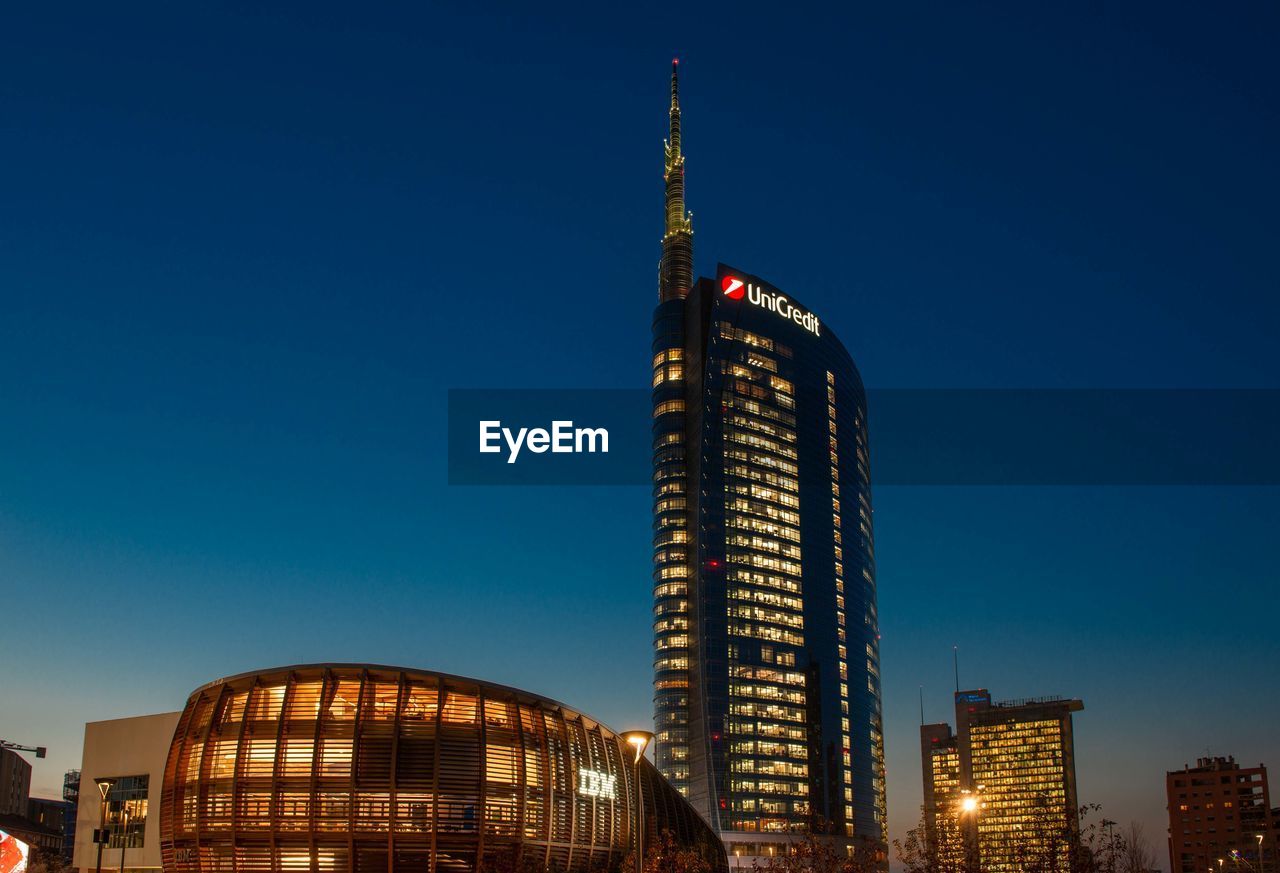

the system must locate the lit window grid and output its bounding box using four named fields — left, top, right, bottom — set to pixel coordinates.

left=653, top=344, right=691, bottom=796
left=720, top=345, right=811, bottom=832
left=925, top=747, right=966, bottom=865
left=161, top=667, right=725, bottom=873
left=969, top=718, right=1073, bottom=872
left=102, top=776, right=150, bottom=848
left=825, top=372, right=856, bottom=835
